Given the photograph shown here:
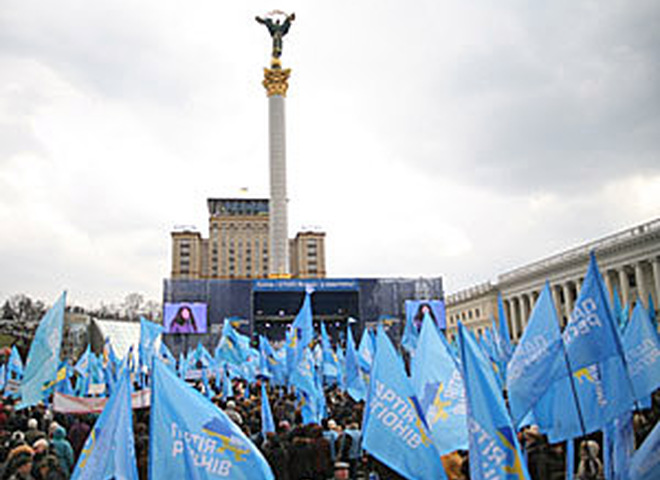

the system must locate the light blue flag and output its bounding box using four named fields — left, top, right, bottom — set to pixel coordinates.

left=191, top=342, right=214, bottom=369
left=335, top=345, right=345, bottom=390
left=320, top=323, right=339, bottom=382
left=357, top=328, right=375, bottom=374
left=291, top=292, right=314, bottom=350
left=257, top=337, right=272, bottom=380
left=290, top=347, right=319, bottom=400
left=506, top=283, right=570, bottom=426
left=362, top=326, right=447, bottom=480
left=71, top=366, right=138, bottom=480
left=458, top=323, right=531, bottom=480
left=401, top=309, right=420, bottom=352
left=7, top=345, right=24, bottom=379
left=345, top=326, right=366, bottom=402
left=217, top=320, right=250, bottom=366
left=0, top=365, right=5, bottom=392
left=75, top=345, right=91, bottom=376
left=411, top=313, right=468, bottom=455
left=139, top=317, right=164, bottom=371
left=603, top=411, right=634, bottom=480
left=18, top=292, right=66, bottom=408
left=202, top=368, right=213, bottom=399
left=88, top=353, right=107, bottom=397
left=159, top=342, right=176, bottom=370
left=222, top=365, right=234, bottom=400
left=612, top=285, right=625, bottom=330
left=629, top=417, right=660, bottom=480
left=622, top=301, right=660, bottom=402
left=561, top=253, right=634, bottom=435
left=149, top=359, right=274, bottom=480
left=494, top=294, right=513, bottom=363
left=261, top=383, right=275, bottom=437
left=177, top=352, right=186, bottom=379
left=6, top=346, right=23, bottom=397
